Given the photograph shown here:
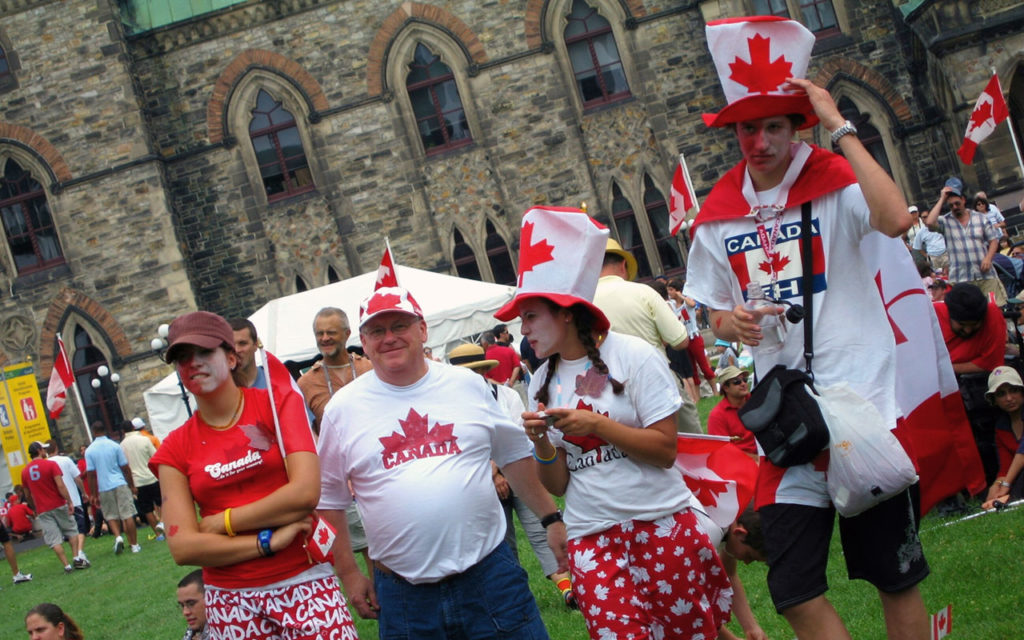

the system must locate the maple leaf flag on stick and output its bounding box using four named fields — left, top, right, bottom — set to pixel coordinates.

left=957, top=73, right=1009, bottom=165
left=375, top=238, right=400, bottom=289
left=46, top=334, right=75, bottom=420
left=670, top=153, right=698, bottom=236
